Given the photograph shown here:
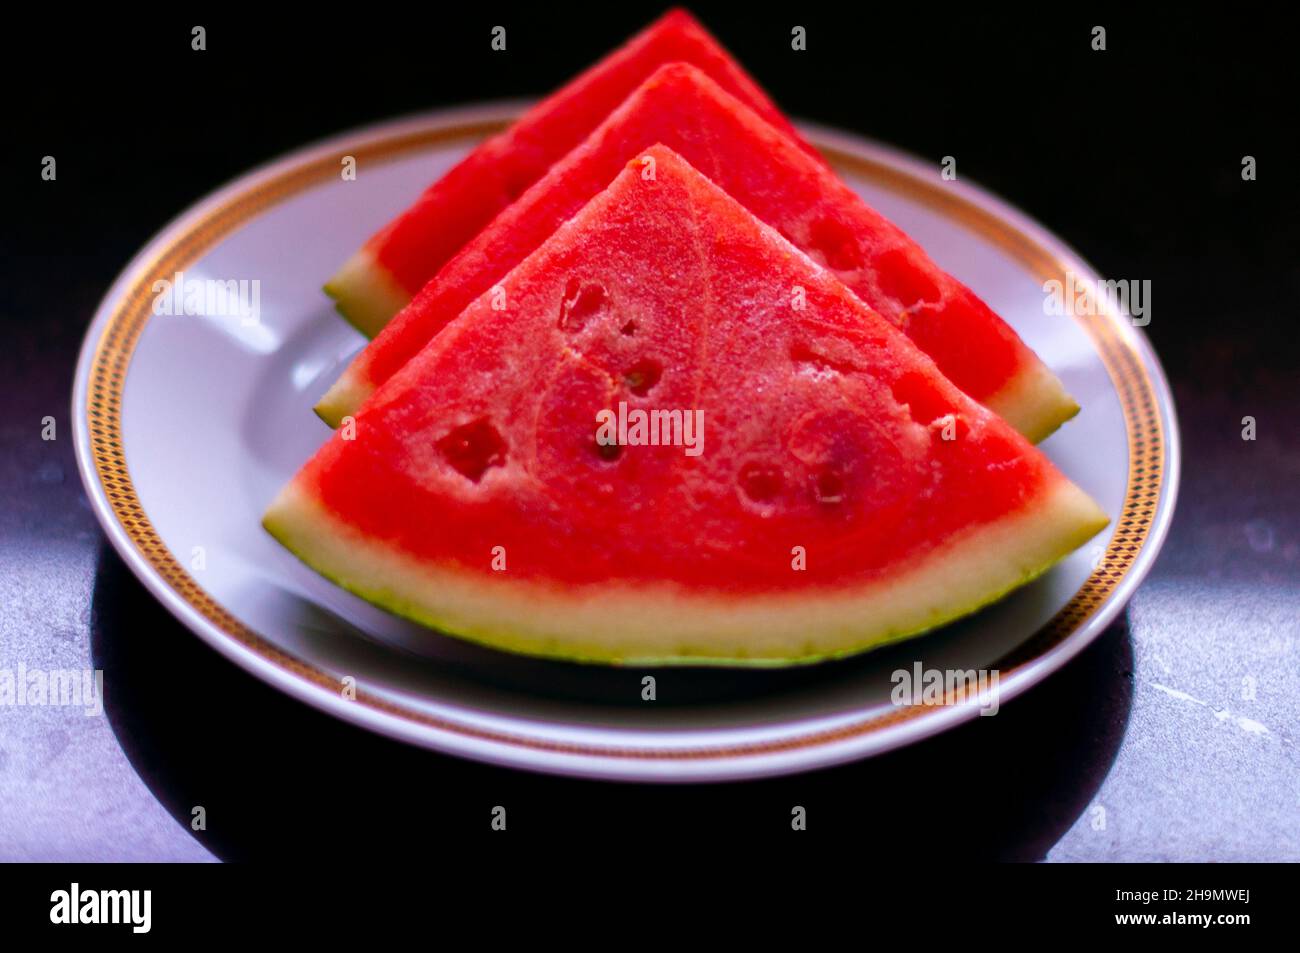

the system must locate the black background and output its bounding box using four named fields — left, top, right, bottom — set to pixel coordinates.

left=3, top=5, right=1297, bottom=859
